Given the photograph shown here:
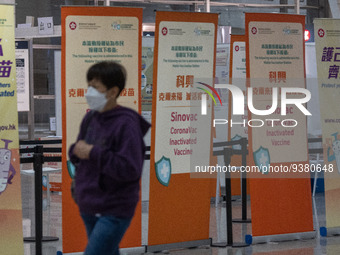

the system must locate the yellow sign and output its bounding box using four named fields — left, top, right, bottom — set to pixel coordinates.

left=314, top=18, right=340, bottom=229
left=0, top=4, right=24, bottom=254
